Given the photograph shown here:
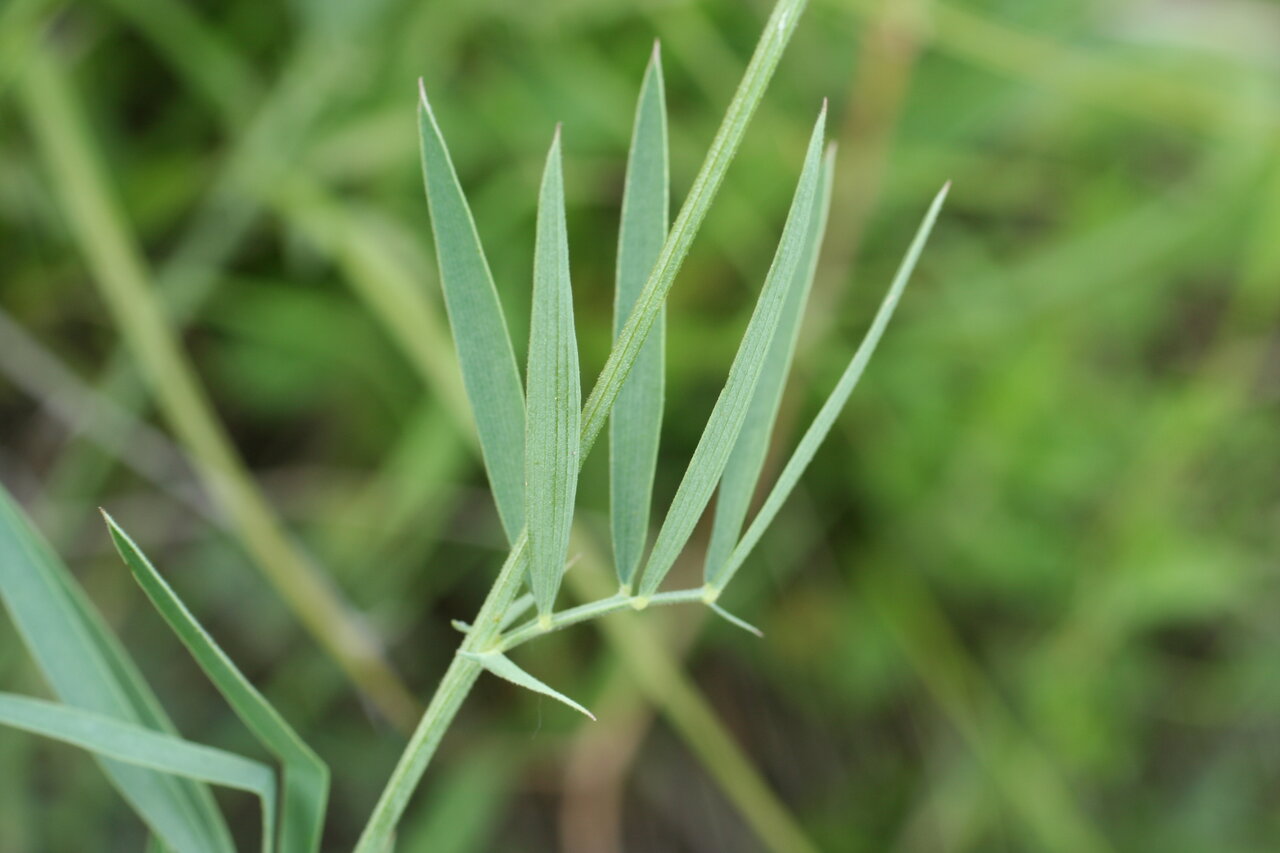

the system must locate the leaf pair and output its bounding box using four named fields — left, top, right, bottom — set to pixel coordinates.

left=706, top=182, right=951, bottom=594
left=418, top=92, right=581, bottom=623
